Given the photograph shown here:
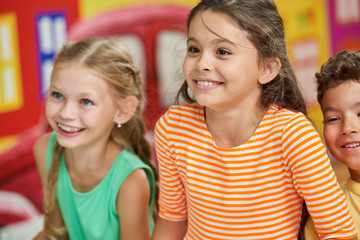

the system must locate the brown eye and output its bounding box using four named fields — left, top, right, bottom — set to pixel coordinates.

left=217, top=48, right=230, bottom=55
left=188, top=46, right=200, bottom=54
